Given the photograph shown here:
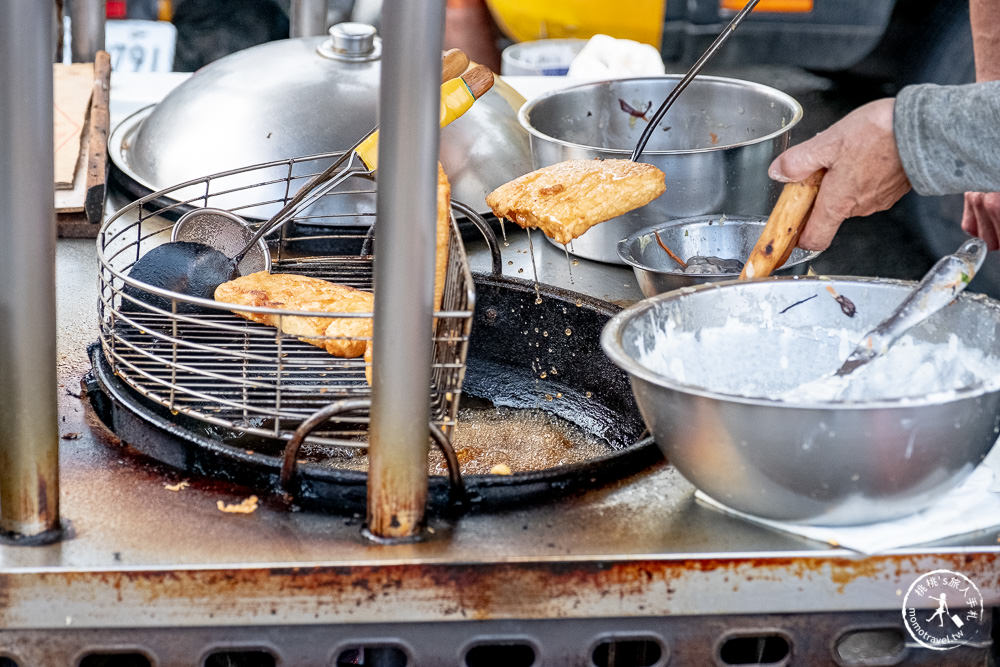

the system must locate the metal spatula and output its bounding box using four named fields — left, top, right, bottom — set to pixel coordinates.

left=834, top=237, right=988, bottom=377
